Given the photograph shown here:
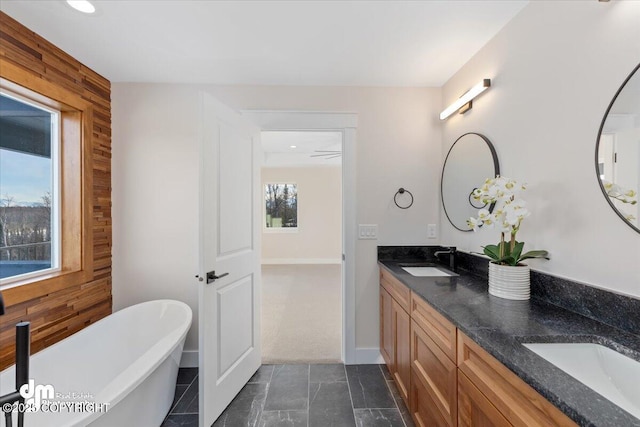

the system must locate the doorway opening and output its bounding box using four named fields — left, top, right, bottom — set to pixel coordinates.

left=260, top=130, right=343, bottom=363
